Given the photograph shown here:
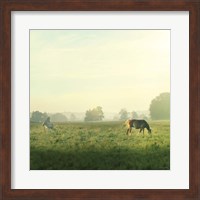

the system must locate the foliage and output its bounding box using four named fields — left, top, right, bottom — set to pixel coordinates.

left=139, top=114, right=148, bottom=120
left=50, top=113, right=68, bottom=122
left=30, top=111, right=48, bottom=122
left=84, top=106, right=104, bottom=121
left=30, top=120, right=170, bottom=170
left=131, top=111, right=138, bottom=119
left=113, top=115, right=119, bottom=121
left=119, top=108, right=129, bottom=120
left=70, top=113, right=76, bottom=121
left=149, top=93, right=170, bottom=120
